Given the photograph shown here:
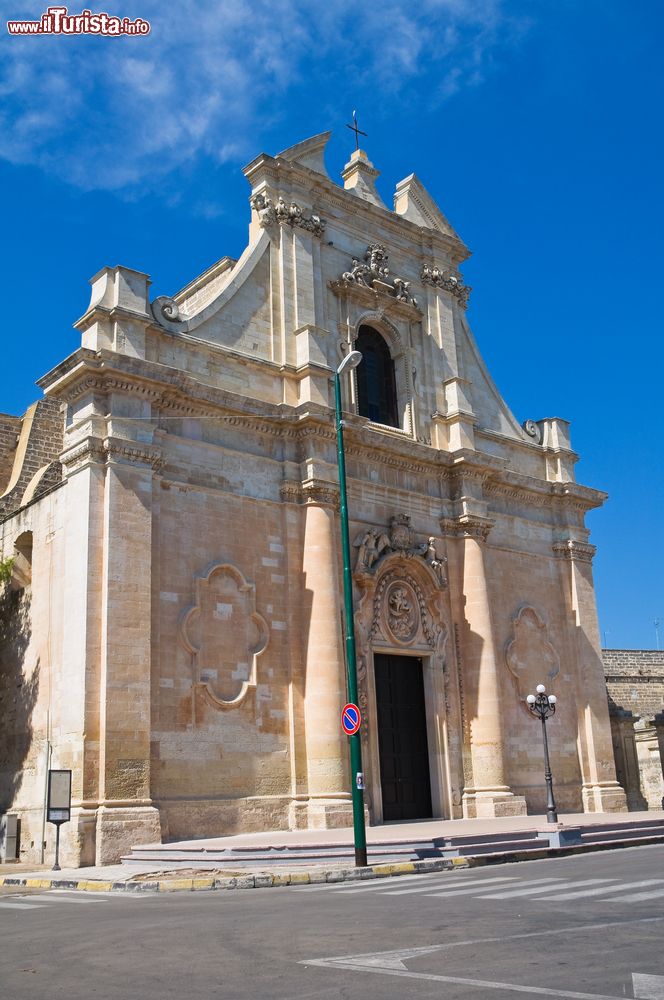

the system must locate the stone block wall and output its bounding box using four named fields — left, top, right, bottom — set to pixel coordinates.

left=603, top=649, right=664, bottom=720
left=0, top=398, right=64, bottom=519
left=0, top=415, right=21, bottom=494
left=604, top=649, right=664, bottom=810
